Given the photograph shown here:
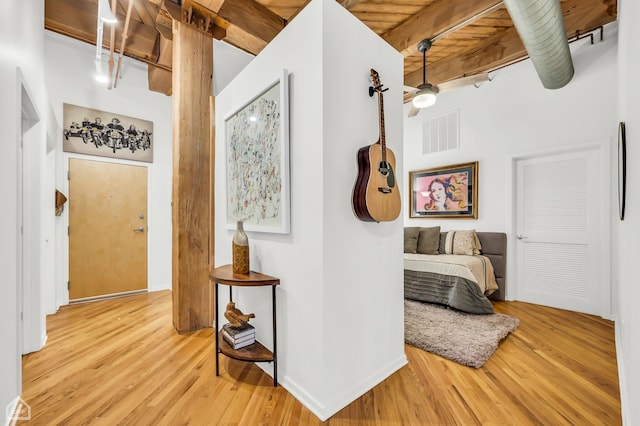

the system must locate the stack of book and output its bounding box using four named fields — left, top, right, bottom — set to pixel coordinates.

left=221, top=322, right=255, bottom=350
